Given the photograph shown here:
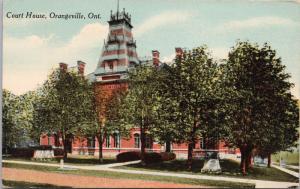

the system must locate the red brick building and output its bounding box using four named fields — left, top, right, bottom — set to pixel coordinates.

left=40, top=9, right=240, bottom=158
